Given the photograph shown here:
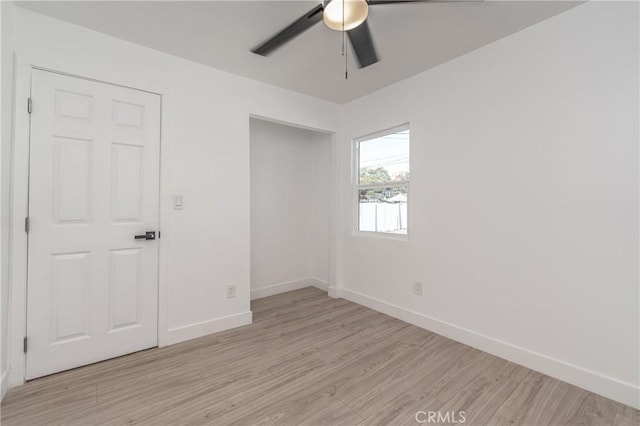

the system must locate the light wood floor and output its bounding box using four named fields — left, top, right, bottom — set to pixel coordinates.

left=1, top=287, right=638, bottom=425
